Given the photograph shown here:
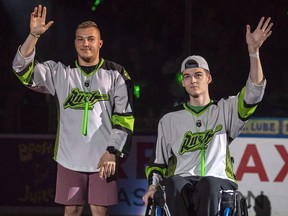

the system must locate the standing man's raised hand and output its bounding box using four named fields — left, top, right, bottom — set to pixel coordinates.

left=20, top=5, right=54, bottom=57
left=30, top=5, right=54, bottom=37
